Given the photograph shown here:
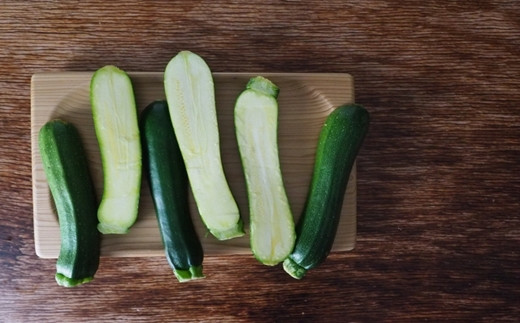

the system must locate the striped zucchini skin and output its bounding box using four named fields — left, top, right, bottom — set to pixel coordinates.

left=140, top=101, right=204, bottom=282
left=38, top=120, right=100, bottom=287
left=283, top=104, right=369, bottom=279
